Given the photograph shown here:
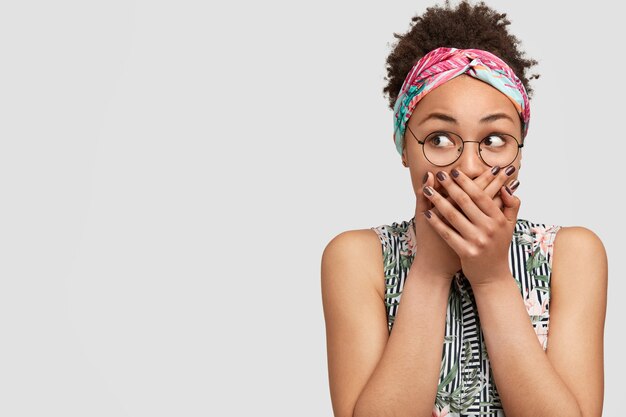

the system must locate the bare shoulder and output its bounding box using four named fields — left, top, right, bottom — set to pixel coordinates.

left=321, top=228, right=386, bottom=299
left=546, top=226, right=608, bottom=416
left=321, top=228, right=389, bottom=417
left=550, top=226, right=608, bottom=327
left=552, top=225, right=607, bottom=268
